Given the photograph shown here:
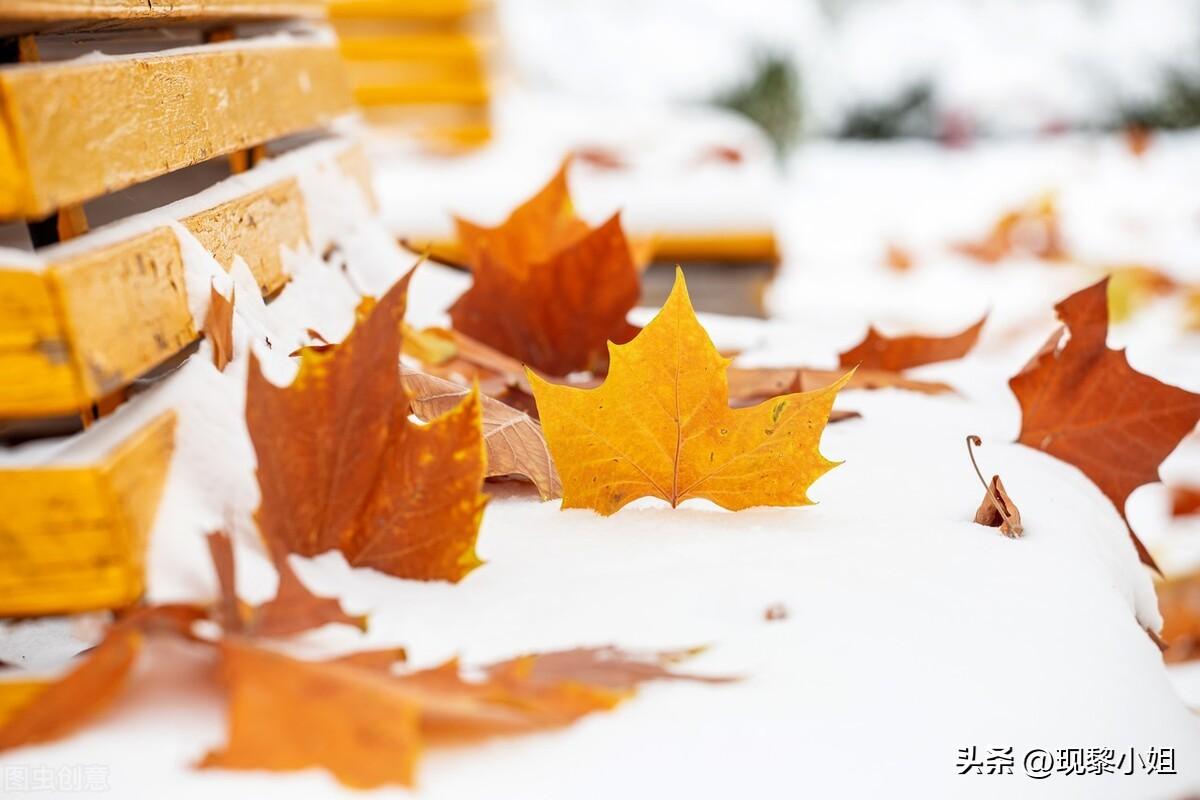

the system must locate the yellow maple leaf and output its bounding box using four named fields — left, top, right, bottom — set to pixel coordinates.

left=528, top=268, right=851, bottom=515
